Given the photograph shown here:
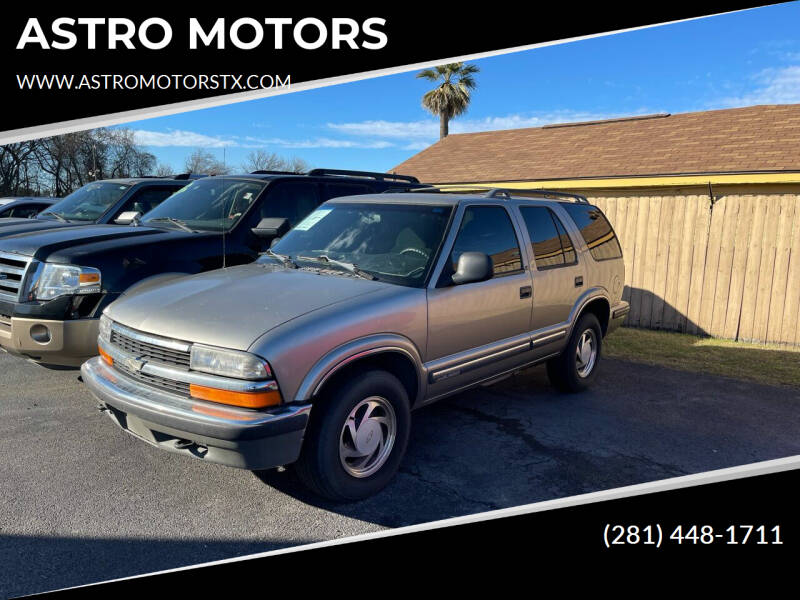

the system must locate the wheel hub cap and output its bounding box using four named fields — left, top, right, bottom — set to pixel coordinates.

left=575, top=329, right=597, bottom=378
left=339, top=396, right=397, bottom=478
